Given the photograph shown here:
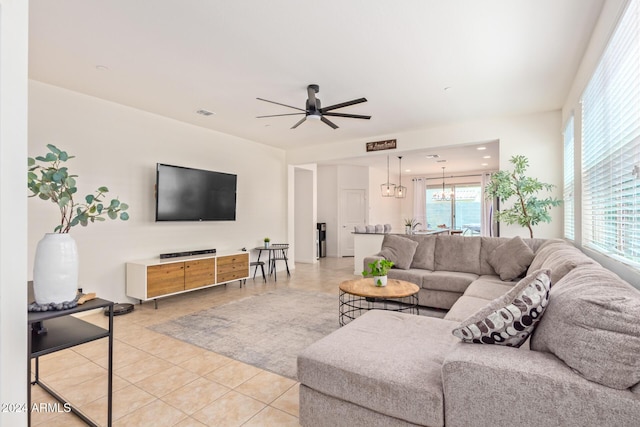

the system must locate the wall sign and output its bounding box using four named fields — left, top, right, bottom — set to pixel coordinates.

left=366, top=139, right=396, bottom=152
